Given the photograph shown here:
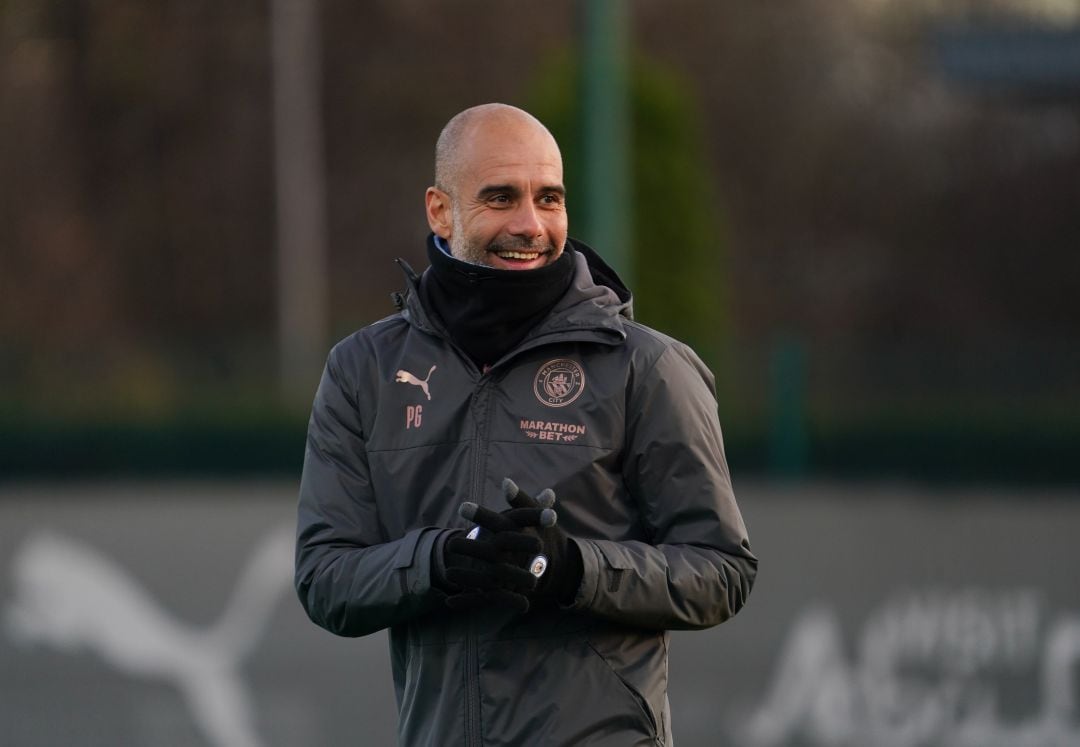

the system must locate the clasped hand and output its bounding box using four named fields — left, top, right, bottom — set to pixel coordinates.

left=441, top=478, right=577, bottom=614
